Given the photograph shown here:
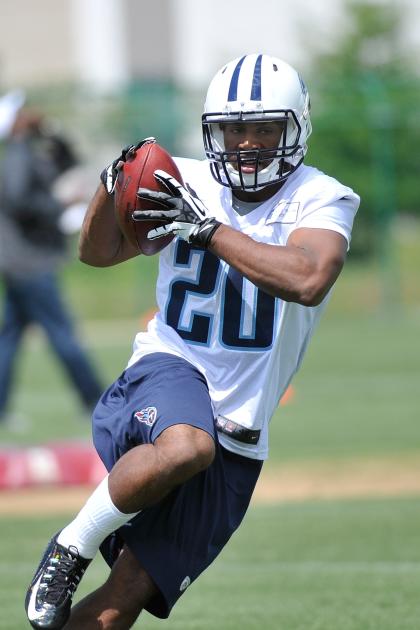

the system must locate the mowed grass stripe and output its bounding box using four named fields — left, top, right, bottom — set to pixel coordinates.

left=2, top=497, right=420, bottom=629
